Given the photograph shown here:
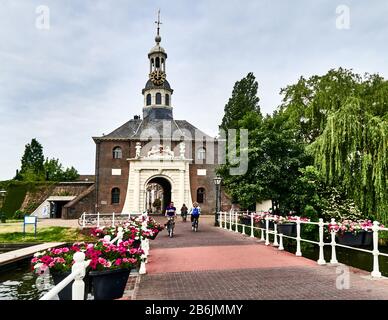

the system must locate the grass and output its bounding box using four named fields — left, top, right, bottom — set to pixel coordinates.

left=0, top=226, right=94, bottom=243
